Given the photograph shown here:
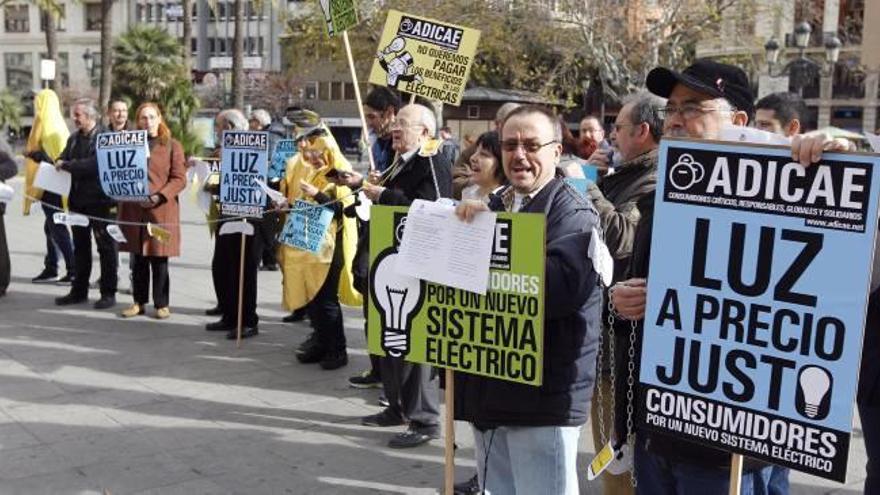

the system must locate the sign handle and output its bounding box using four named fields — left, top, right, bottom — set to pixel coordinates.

left=342, top=30, right=377, bottom=172
left=729, top=453, right=743, bottom=495
left=445, top=368, right=455, bottom=495
left=236, top=221, right=247, bottom=348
